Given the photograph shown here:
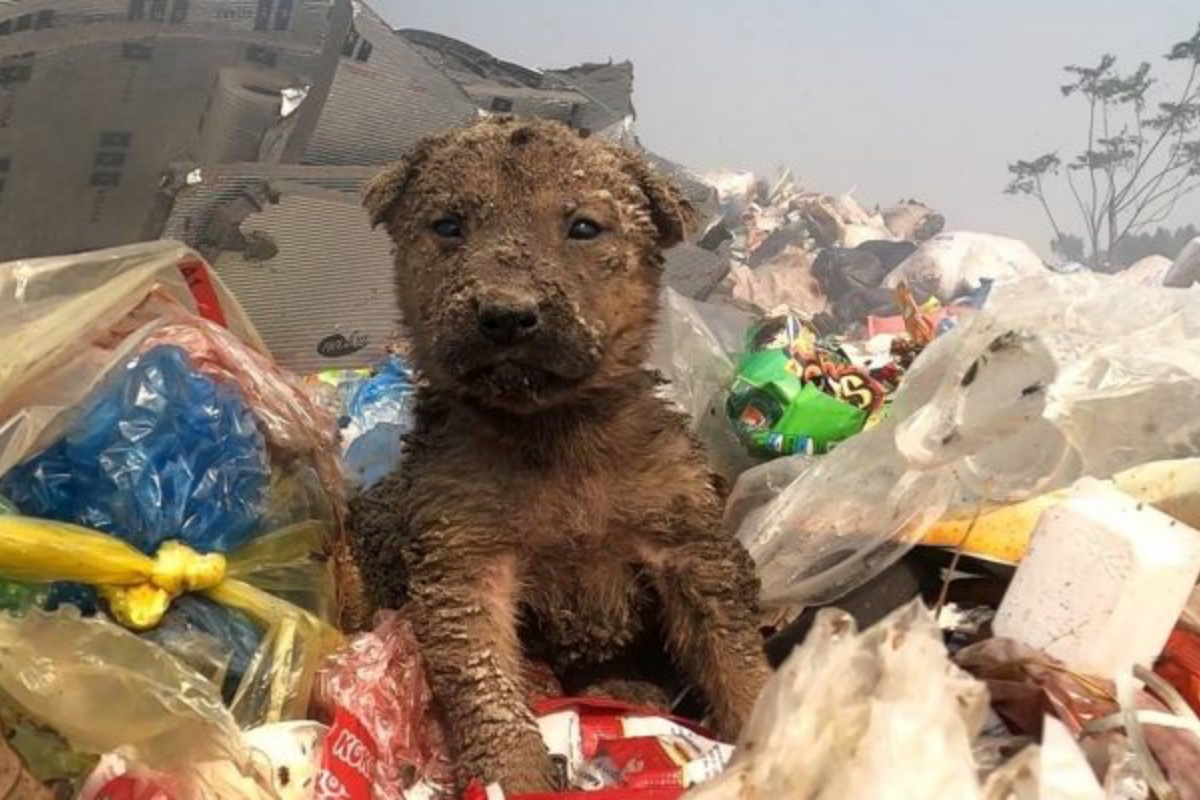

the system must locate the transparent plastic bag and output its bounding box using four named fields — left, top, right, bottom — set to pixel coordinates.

left=0, top=610, right=258, bottom=780
left=897, top=273, right=1200, bottom=500
left=723, top=455, right=815, bottom=535
left=0, top=514, right=342, bottom=727
left=141, top=602, right=238, bottom=700
left=742, top=273, right=1200, bottom=607
left=650, top=288, right=759, bottom=481
left=0, top=242, right=262, bottom=480
left=1, top=345, right=273, bottom=555
left=651, top=289, right=752, bottom=423
left=687, top=600, right=988, bottom=799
